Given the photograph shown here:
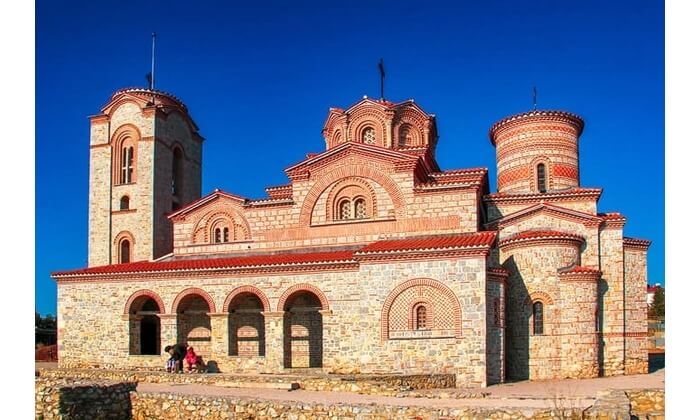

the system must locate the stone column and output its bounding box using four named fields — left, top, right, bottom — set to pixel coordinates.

left=158, top=314, right=177, bottom=348
left=263, top=311, right=285, bottom=373
left=319, top=309, right=333, bottom=372
left=123, top=314, right=141, bottom=355
left=209, top=313, right=228, bottom=363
